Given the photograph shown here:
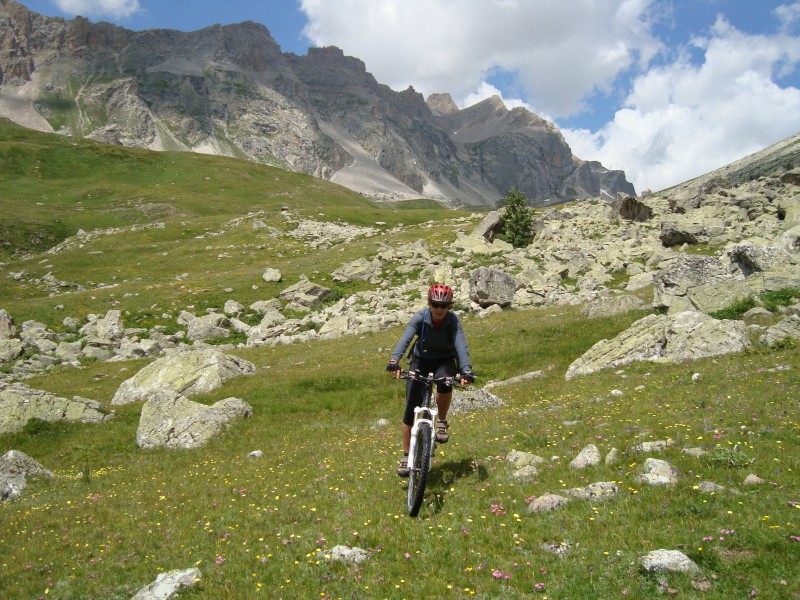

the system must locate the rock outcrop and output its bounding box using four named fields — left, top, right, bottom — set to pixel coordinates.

left=112, top=349, right=256, bottom=405
left=136, top=390, right=253, bottom=449
left=565, top=311, right=752, bottom=380
left=0, top=382, right=111, bottom=434
left=1, top=450, right=54, bottom=502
